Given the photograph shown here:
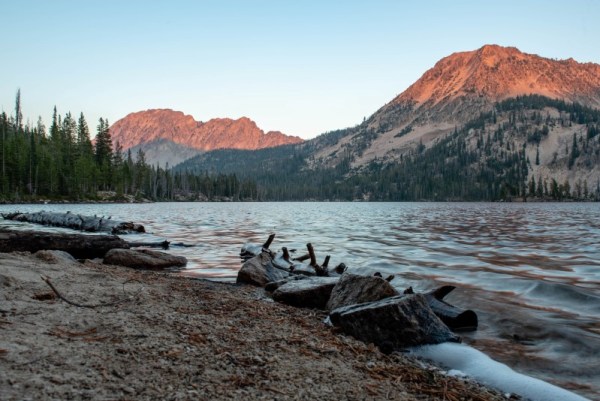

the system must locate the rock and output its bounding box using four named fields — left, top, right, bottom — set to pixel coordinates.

left=329, top=294, right=460, bottom=350
left=0, top=273, right=17, bottom=288
left=272, top=277, right=339, bottom=309
left=35, top=250, right=77, bottom=264
left=326, top=273, right=399, bottom=311
left=103, top=249, right=187, bottom=270
left=236, top=252, right=289, bottom=287
left=264, top=275, right=307, bottom=292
